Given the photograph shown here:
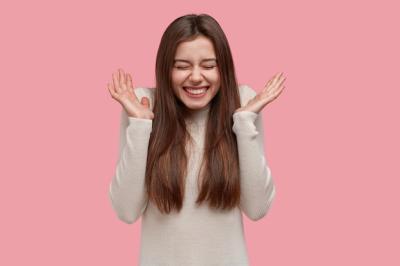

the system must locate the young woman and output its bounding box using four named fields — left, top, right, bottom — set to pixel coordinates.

left=107, top=13, right=285, bottom=266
